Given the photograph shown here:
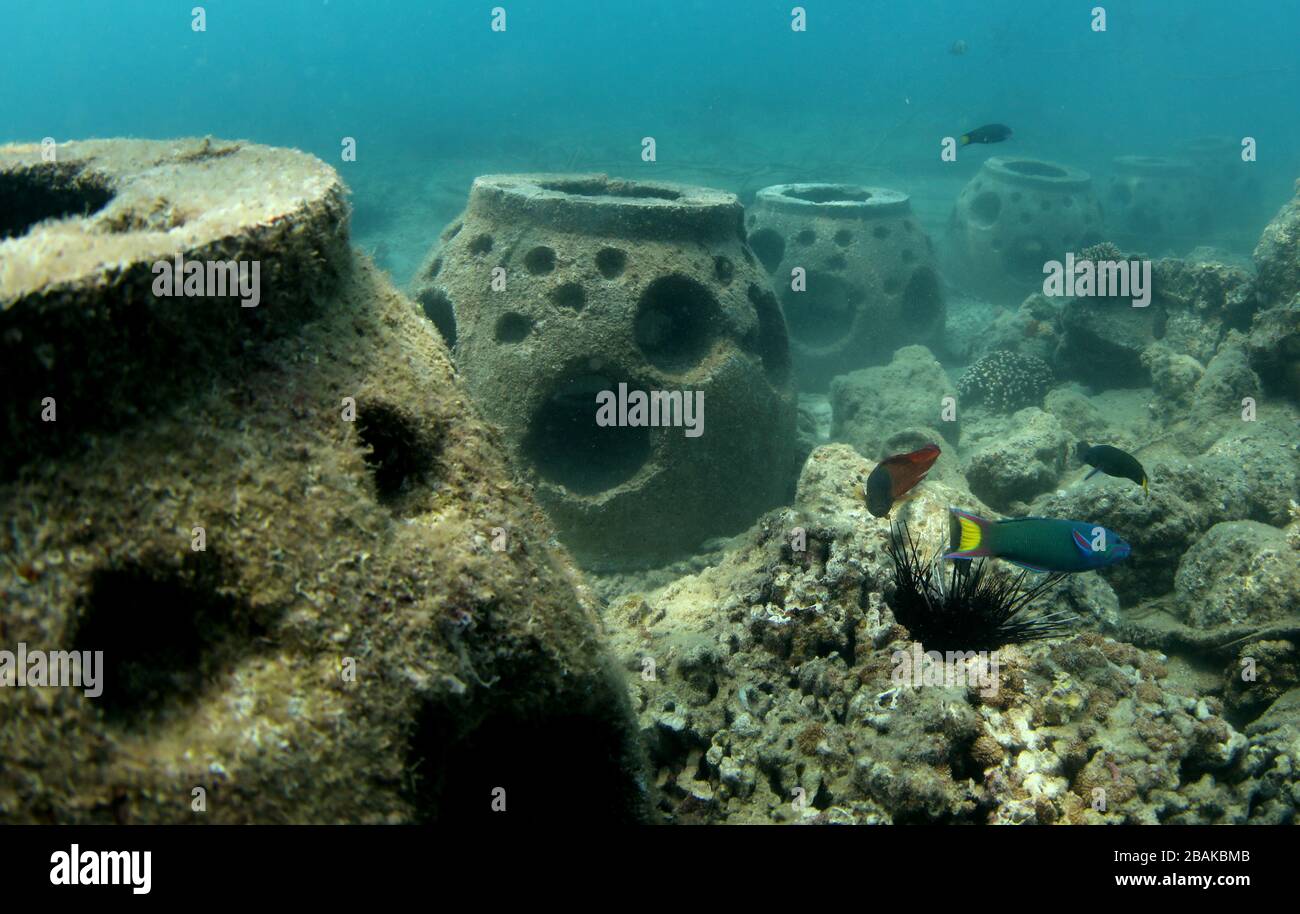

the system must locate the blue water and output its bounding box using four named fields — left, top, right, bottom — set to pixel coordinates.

left=5, top=0, right=1297, bottom=279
